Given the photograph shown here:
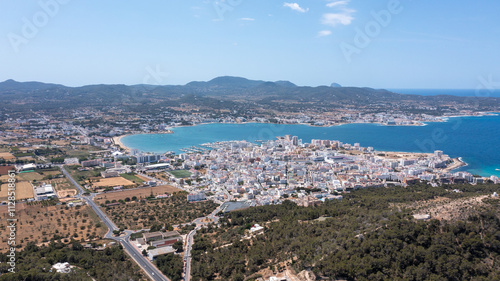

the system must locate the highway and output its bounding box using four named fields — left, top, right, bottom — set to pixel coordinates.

left=61, top=166, right=170, bottom=281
